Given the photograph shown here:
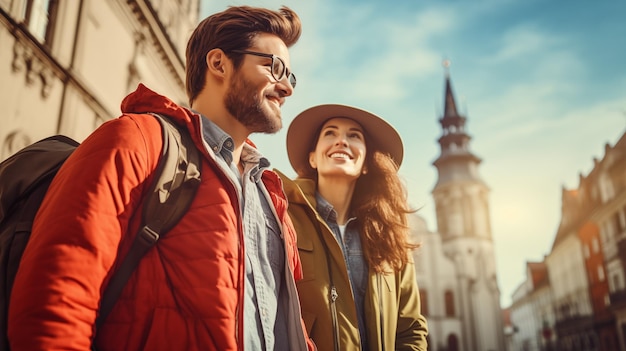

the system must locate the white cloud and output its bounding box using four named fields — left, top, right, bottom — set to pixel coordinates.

left=491, top=24, right=562, bottom=62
